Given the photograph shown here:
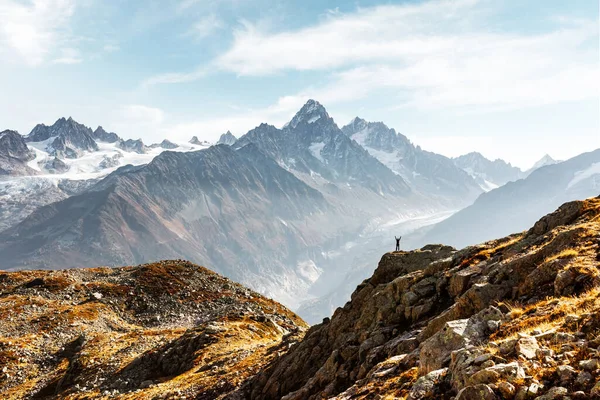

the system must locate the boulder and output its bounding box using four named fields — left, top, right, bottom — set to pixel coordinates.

left=419, top=319, right=468, bottom=373
left=515, top=336, right=539, bottom=359
left=456, top=384, right=497, bottom=400
left=407, top=368, right=447, bottom=400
